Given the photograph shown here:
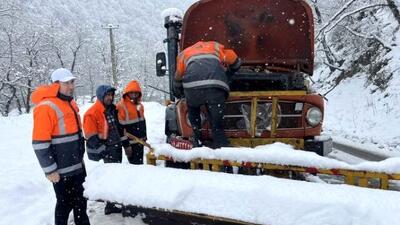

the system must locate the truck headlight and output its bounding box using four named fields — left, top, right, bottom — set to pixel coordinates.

left=306, top=107, right=322, bottom=127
